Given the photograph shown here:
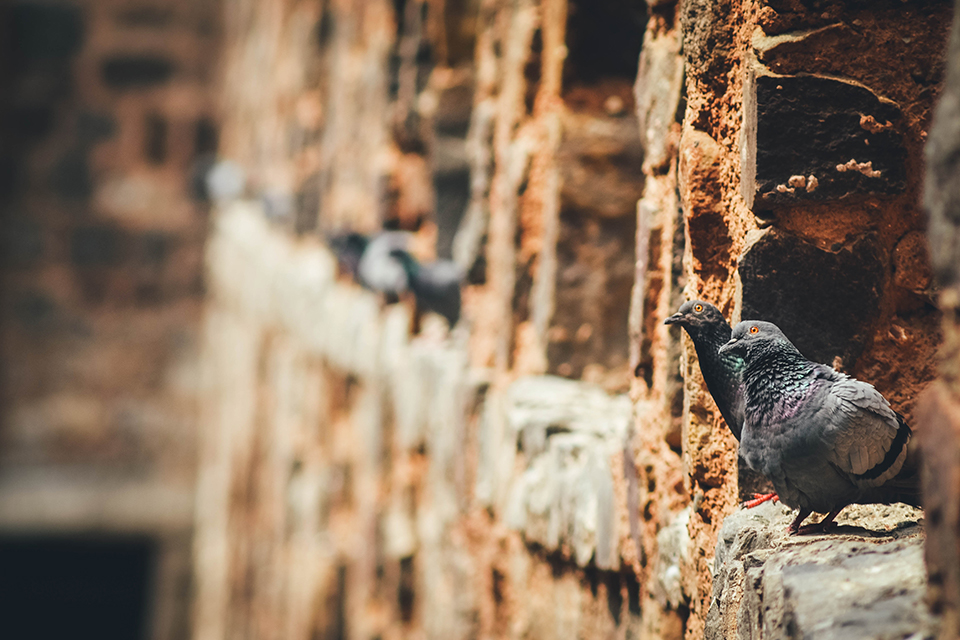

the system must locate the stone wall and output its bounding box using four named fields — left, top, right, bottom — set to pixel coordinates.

left=920, top=1, right=960, bottom=638
left=194, top=1, right=954, bottom=640
left=641, top=0, right=952, bottom=636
